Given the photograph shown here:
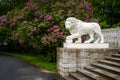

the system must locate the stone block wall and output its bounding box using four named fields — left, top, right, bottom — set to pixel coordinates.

left=57, top=48, right=118, bottom=77
left=102, top=28, right=120, bottom=48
